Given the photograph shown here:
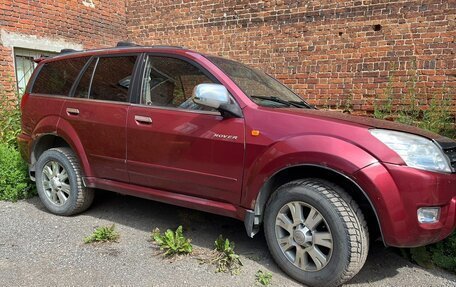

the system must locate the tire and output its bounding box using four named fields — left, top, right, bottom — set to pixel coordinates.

left=264, top=179, right=369, bottom=287
left=35, top=147, right=94, bottom=216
